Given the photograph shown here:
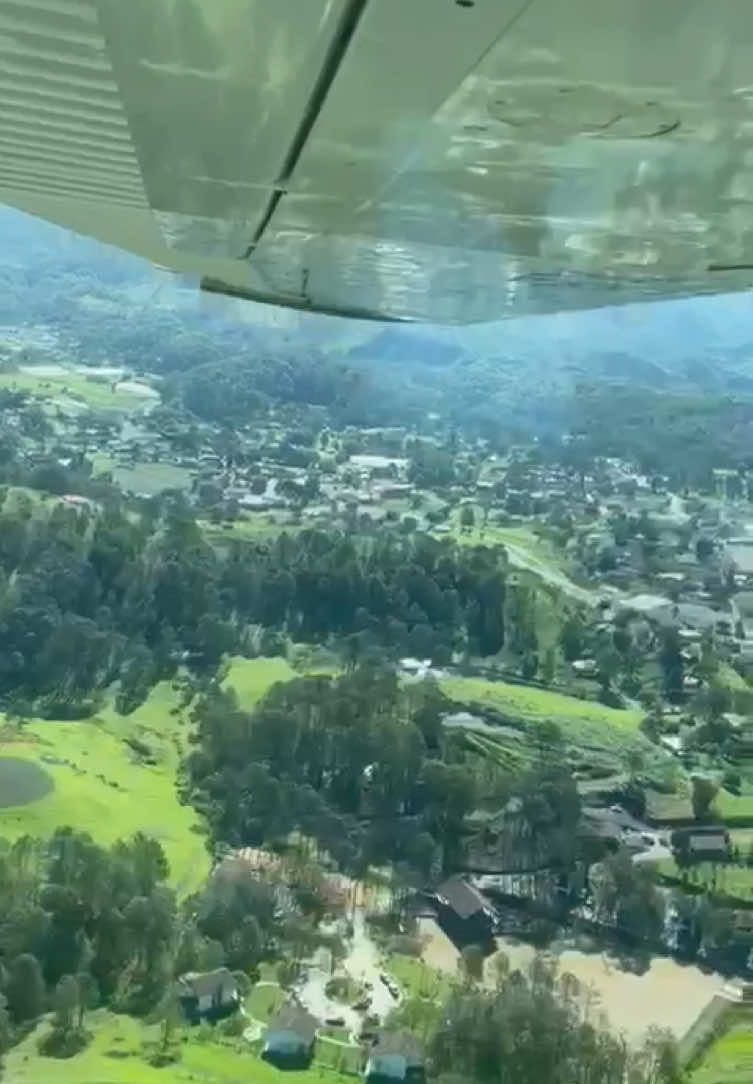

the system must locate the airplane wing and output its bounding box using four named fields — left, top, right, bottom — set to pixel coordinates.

left=1, top=0, right=753, bottom=323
